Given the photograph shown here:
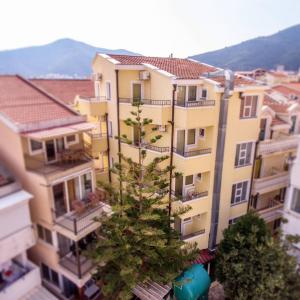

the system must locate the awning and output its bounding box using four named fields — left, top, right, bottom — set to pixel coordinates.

left=23, top=122, right=96, bottom=140
left=133, top=281, right=172, bottom=300
left=192, top=249, right=214, bottom=265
